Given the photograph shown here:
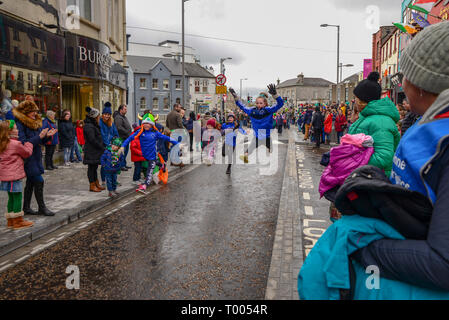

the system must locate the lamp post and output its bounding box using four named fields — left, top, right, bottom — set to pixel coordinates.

left=220, top=57, right=232, bottom=116
left=182, top=0, right=188, bottom=109
left=339, top=63, right=354, bottom=83
left=240, top=78, right=248, bottom=100
left=321, top=24, right=340, bottom=84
